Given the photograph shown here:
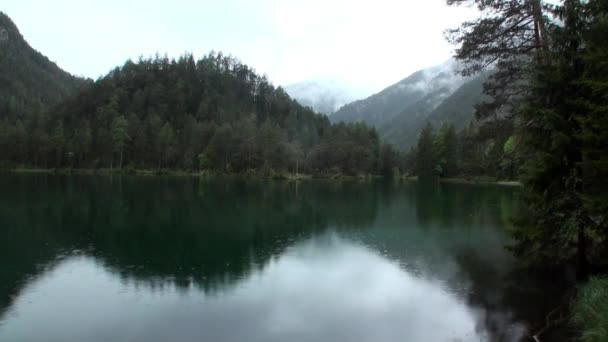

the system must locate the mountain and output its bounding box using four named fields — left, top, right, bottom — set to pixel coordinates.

left=331, top=60, right=486, bottom=149
left=0, top=14, right=388, bottom=175
left=0, top=12, right=85, bottom=118
left=284, top=80, right=365, bottom=115
left=380, top=72, right=489, bottom=148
